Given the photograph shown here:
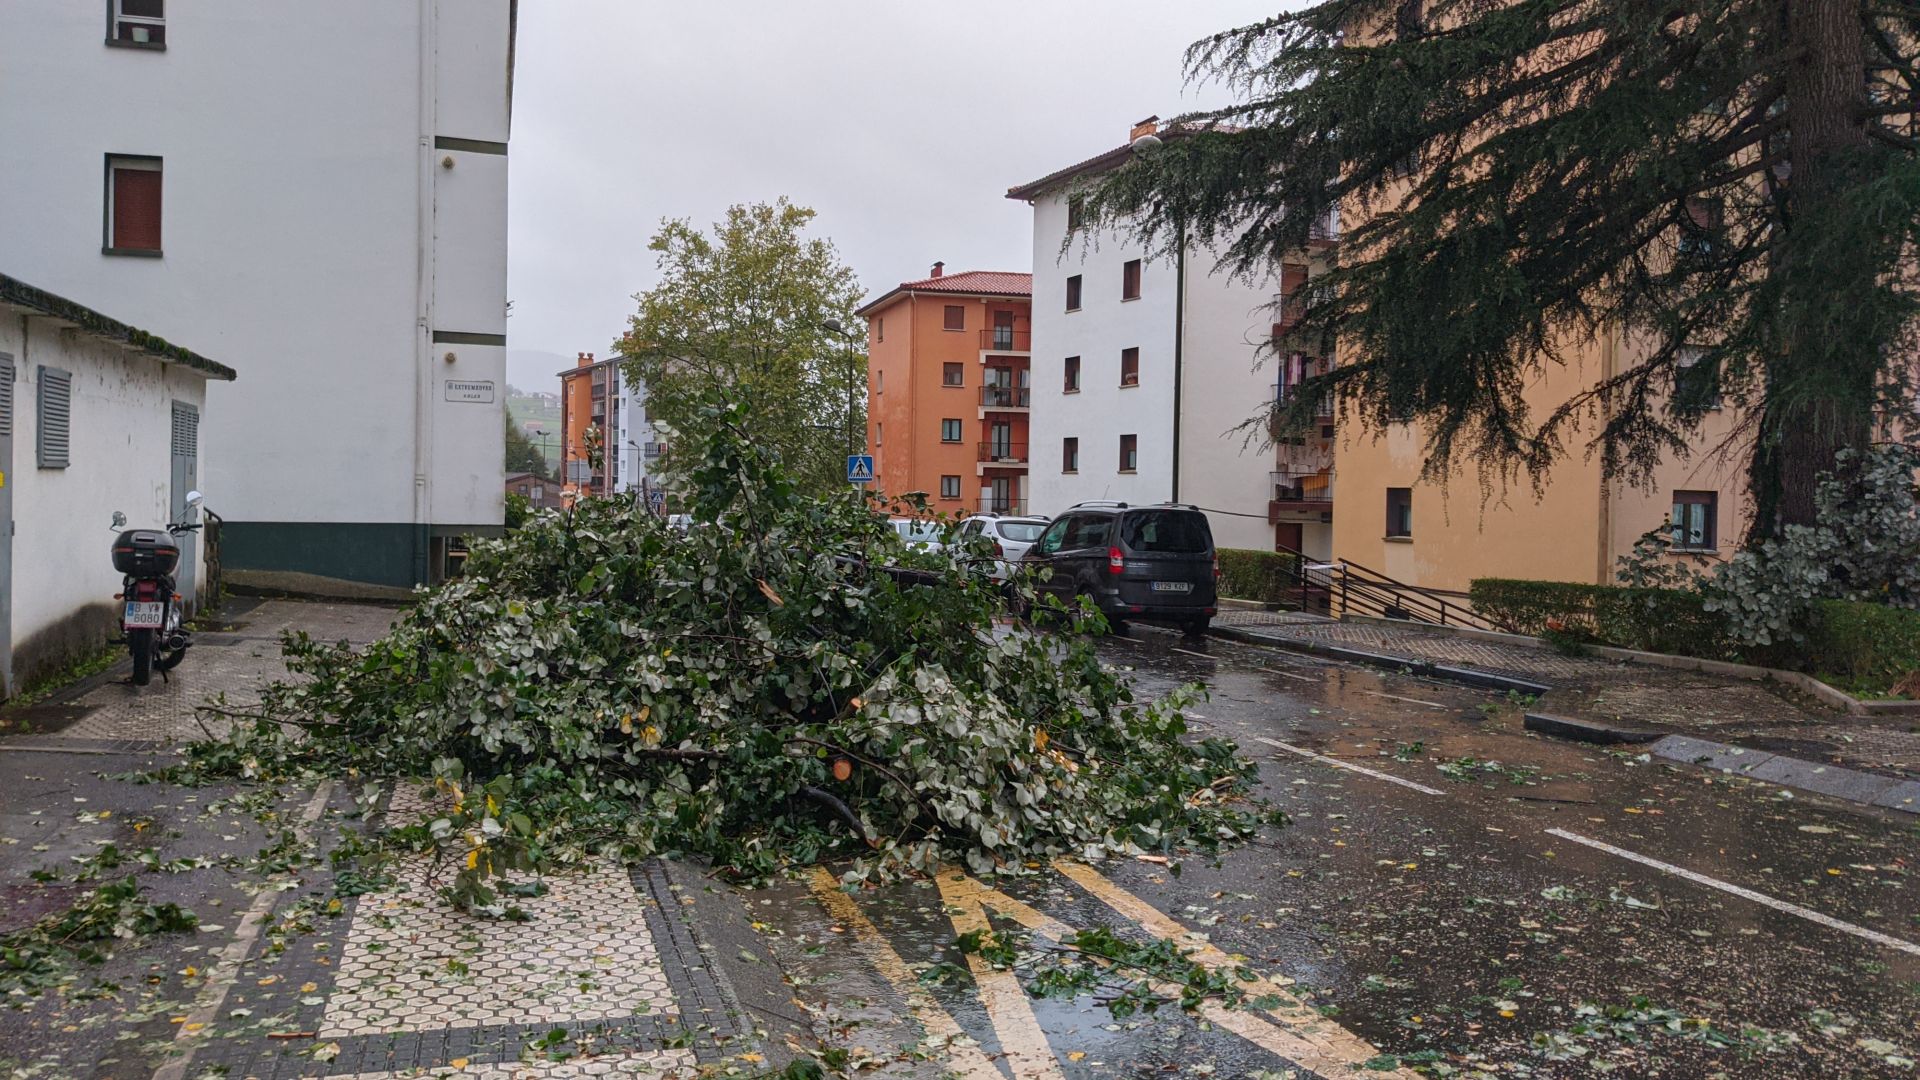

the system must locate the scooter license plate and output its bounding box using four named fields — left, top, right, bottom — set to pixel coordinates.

left=123, top=601, right=165, bottom=629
